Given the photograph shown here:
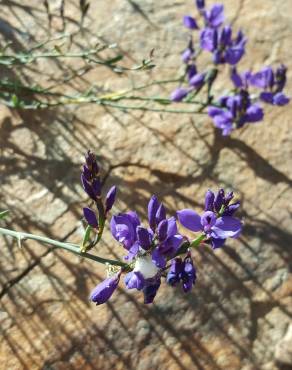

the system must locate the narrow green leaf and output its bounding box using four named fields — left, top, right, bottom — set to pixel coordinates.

left=0, top=210, right=9, bottom=220
left=80, top=225, right=92, bottom=253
